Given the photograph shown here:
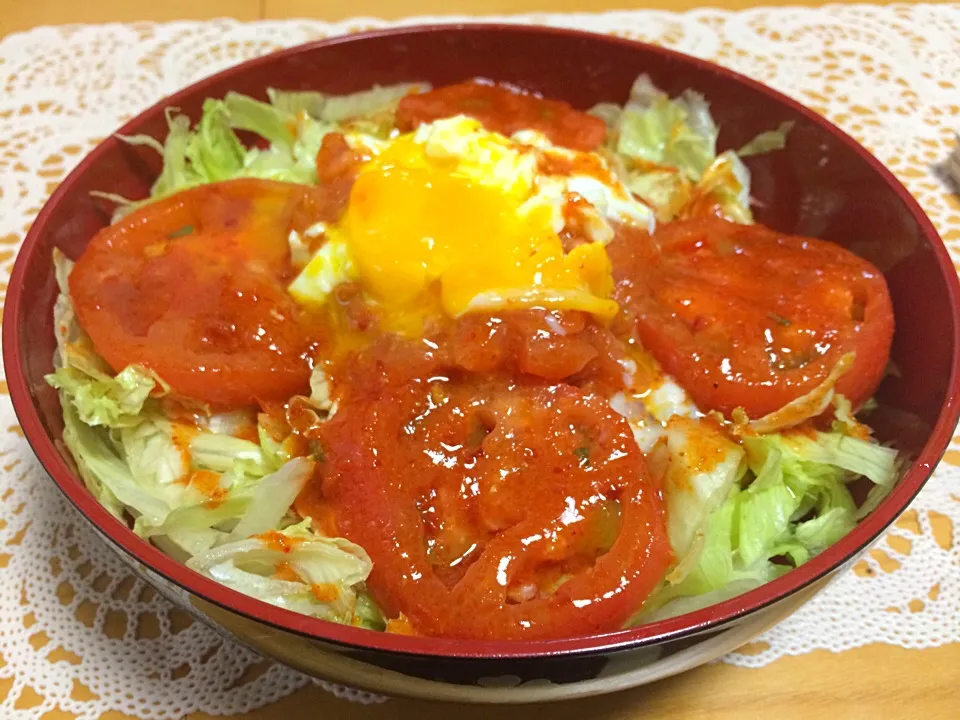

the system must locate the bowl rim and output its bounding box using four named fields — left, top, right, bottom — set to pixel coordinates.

left=5, top=22, right=960, bottom=662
